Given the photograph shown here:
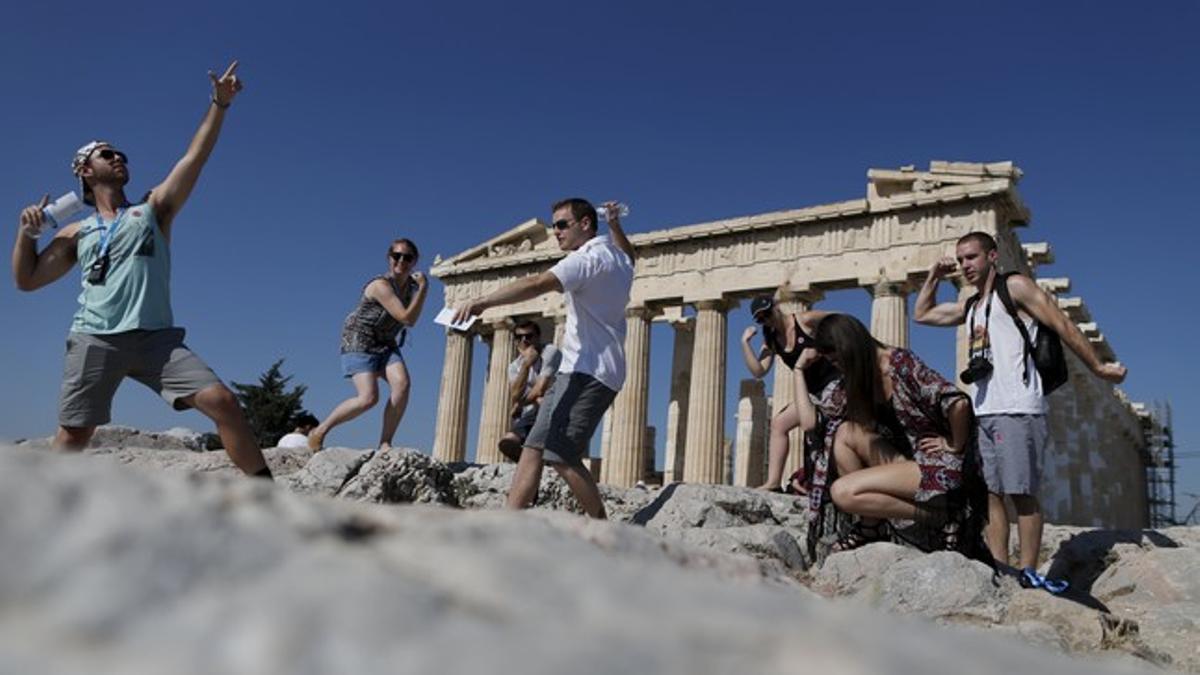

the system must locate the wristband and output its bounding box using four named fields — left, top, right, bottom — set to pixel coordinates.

left=211, top=97, right=231, bottom=109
